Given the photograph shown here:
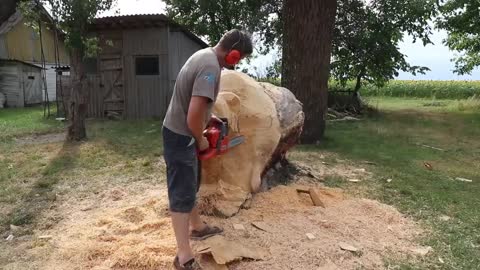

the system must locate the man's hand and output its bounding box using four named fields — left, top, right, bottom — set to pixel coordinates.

left=197, top=136, right=210, bottom=152
left=208, top=114, right=223, bottom=127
